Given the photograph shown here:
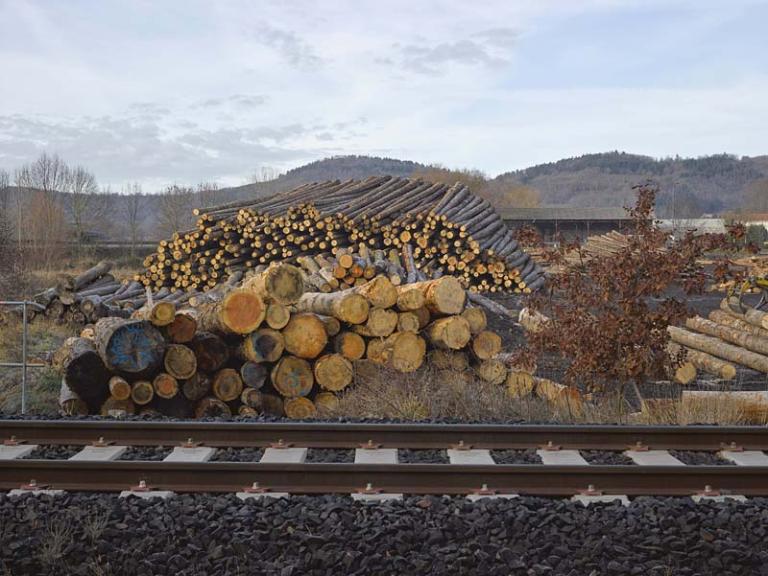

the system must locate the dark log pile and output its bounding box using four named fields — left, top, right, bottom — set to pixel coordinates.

left=139, top=176, right=544, bottom=295
left=55, top=263, right=520, bottom=419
